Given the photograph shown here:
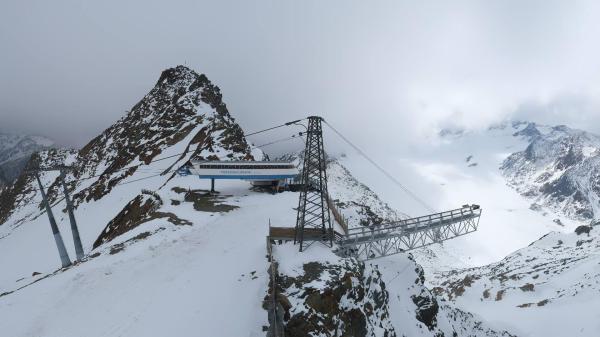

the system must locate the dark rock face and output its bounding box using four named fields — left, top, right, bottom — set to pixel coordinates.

left=412, top=290, right=439, bottom=330
left=93, top=190, right=191, bottom=248
left=92, top=192, right=162, bottom=248
left=268, top=252, right=514, bottom=337
left=574, top=225, right=592, bottom=236
left=0, top=156, right=30, bottom=186
left=513, top=122, right=541, bottom=141
left=72, top=65, right=253, bottom=205
left=272, top=259, right=396, bottom=337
